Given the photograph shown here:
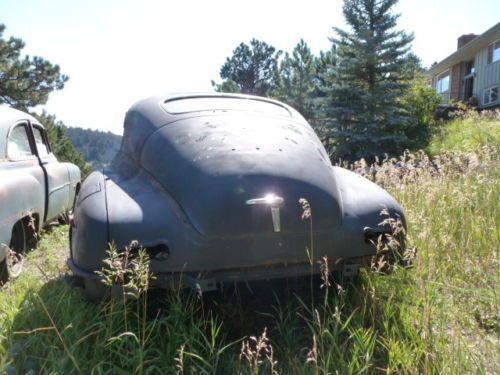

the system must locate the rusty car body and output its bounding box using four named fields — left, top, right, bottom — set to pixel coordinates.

left=0, top=106, right=81, bottom=283
left=68, top=93, right=406, bottom=298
